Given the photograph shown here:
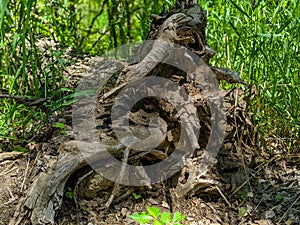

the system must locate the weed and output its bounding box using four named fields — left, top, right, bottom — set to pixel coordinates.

left=132, top=192, right=142, bottom=200
left=238, top=207, right=247, bottom=218
left=0, top=0, right=299, bottom=153
left=52, top=122, right=66, bottom=135
left=204, top=0, right=300, bottom=151
left=65, top=186, right=74, bottom=200
left=129, top=206, right=185, bottom=225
